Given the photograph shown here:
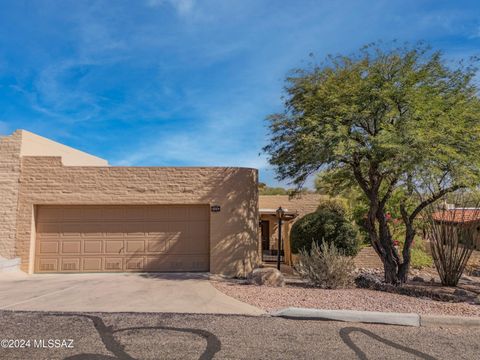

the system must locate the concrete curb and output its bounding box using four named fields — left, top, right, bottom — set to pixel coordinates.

left=271, top=308, right=420, bottom=327
left=420, top=314, right=480, bottom=327
left=271, top=308, right=480, bottom=328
